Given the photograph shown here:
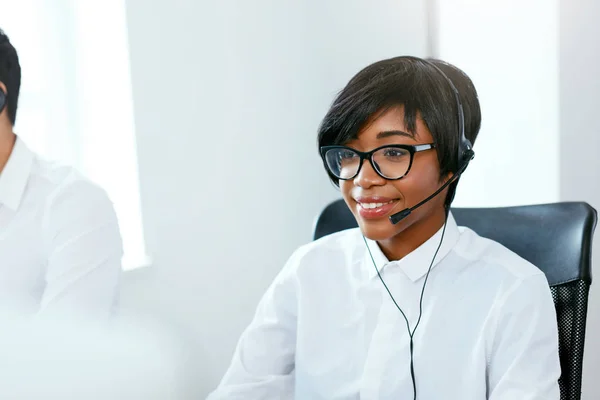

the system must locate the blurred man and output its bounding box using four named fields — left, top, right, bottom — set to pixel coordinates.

left=0, top=28, right=122, bottom=319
